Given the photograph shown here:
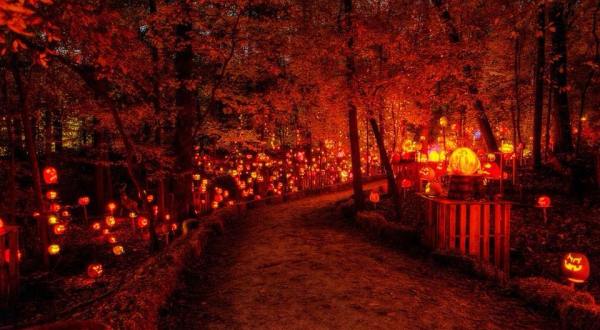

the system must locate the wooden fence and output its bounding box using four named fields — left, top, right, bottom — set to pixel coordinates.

left=0, top=225, right=19, bottom=308
left=420, top=195, right=511, bottom=281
